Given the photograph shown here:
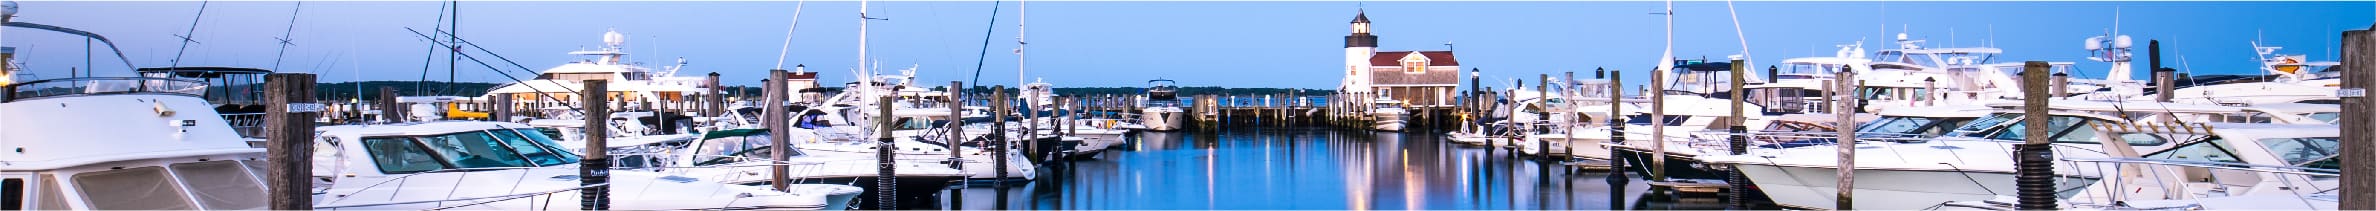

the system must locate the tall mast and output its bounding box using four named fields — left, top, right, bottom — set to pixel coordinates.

left=775, top=0, right=806, bottom=71
left=1654, top=0, right=1674, bottom=87
left=1016, top=0, right=1027, bottom=88
left=270, top=2, right=302, bottom=72
left=169, top=1, right=210, bottom=68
